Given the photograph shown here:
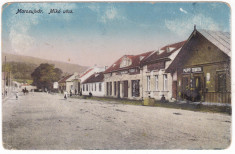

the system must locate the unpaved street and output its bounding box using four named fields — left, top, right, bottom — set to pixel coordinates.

left=2, top=92, right=231, bottom=149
